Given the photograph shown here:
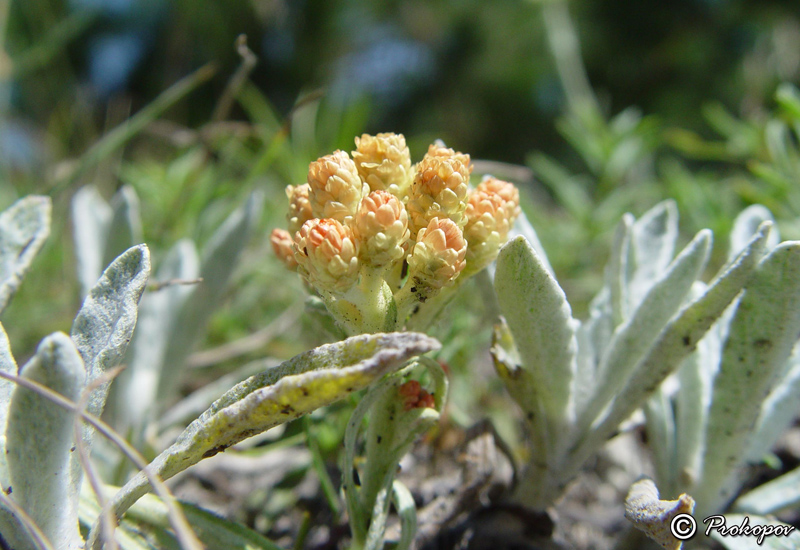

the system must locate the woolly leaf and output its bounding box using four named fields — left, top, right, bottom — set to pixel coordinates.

left=110, top=332, right=440, bottom=517
left=0, top=196, right=51, bottom=314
